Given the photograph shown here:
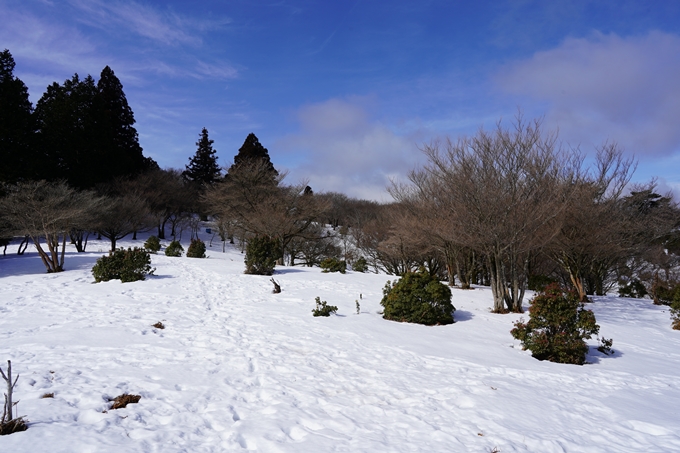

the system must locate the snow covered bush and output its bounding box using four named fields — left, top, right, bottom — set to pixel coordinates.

left=186, top=239, right=206, bottom=258
left=245, top=236, right=281, bottom=275
left=143, top=235, right=161, bottom=253
left=312, top=297, right=338, bottom=317
left=164, top=240, right=184, bottom=257
left=320, top=257, right=346, bottom=273
left=511, top=284, right=602, bottom=365
left=92, top=247, right=155, bottom=283
left=352, top=256, right=368, bottom=273
left=380, top=268, right=455, bottom=325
